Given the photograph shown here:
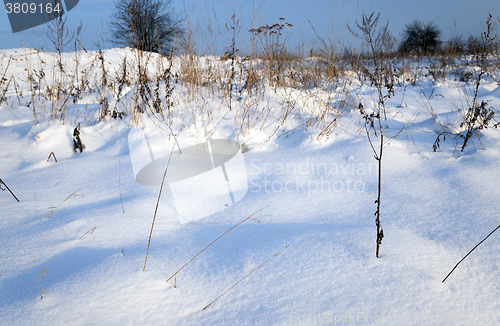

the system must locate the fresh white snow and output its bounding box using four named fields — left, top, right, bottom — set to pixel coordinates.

left=1, top=48, right=500, bottom=325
